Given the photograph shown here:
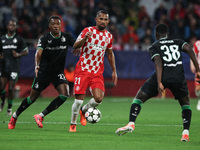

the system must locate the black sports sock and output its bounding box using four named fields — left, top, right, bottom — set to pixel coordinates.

left=0, top=90, right=6, bottom=104
left=8, top=99, right=13, bottom=109
left=129, top=103, right=141, bottom=122
left=182, top=108, right=192, bottom=130
left=15, top=96, right=33, bottom=116
left=42, top=95, right=68, bottom=116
